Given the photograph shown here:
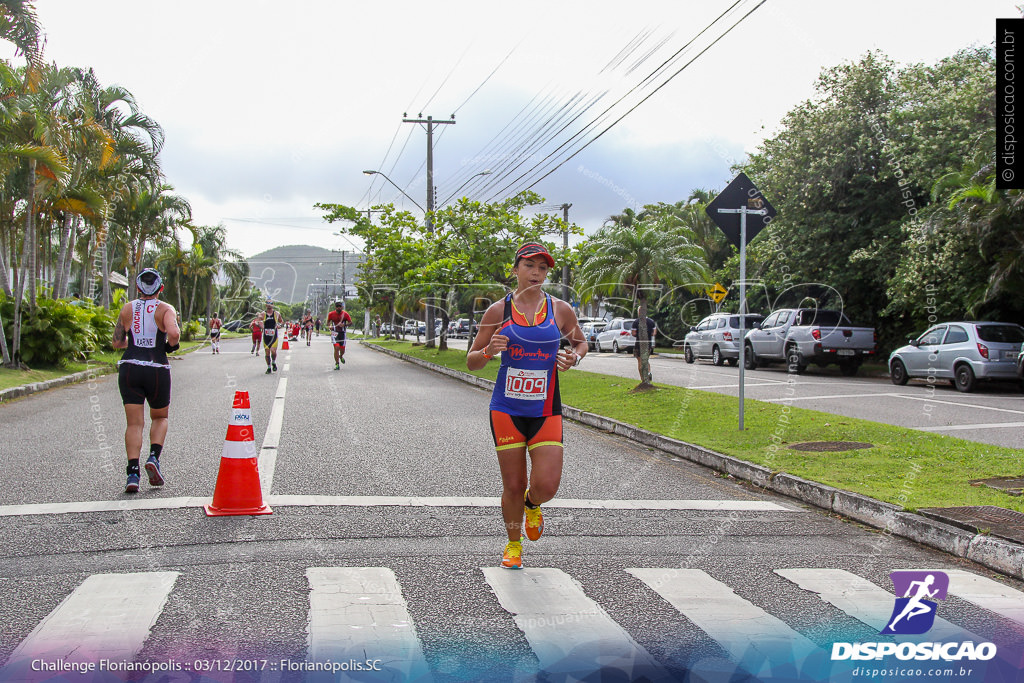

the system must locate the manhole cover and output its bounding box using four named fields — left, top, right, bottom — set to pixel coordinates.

left=788, top=441, right=873, bottom=452
left=969, top=477, right=1024, bottom=496
left=917, top=506, right=1024, bottom=545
